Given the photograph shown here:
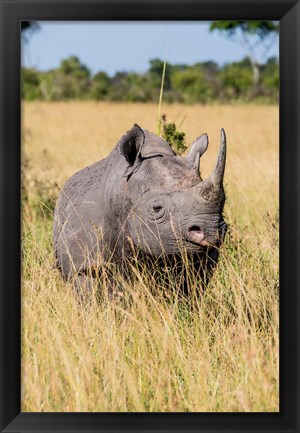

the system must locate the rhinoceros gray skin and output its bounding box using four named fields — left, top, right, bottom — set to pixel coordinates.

left=53, top=124, right=227, bottom=295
